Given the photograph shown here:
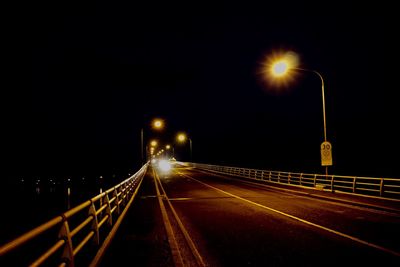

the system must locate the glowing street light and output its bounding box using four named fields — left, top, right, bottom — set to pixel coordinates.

left=152, top=118, right=164, bottom=130
left=141, top=118, right=165, bottom=165
left=263, top=51, right=332, bottom=174
left=150, top=140, right=158, bottom=147
left=166, top=144, right=174, bottom=159
left=177, top=133, right=187, bottom=142
left=271, top=59, right=290, bottom=76
left=261, top=51, right=300, bottom=89
left=176, top=132, right=192, bottom=161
